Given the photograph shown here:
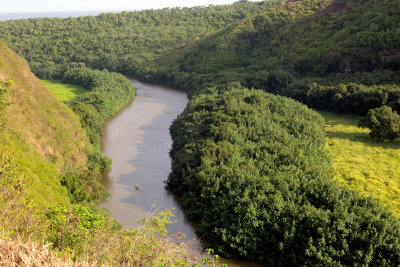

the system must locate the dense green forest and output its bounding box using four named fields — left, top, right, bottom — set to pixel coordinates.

left=0, top=0, right=280, bottom=75
left=143, top=0, right=400, bottom=110
left=1, top=0, right=400, bottom=265
left=168, top=83, right=400, bottom=265
left=2, top=0, right=399, bottom=118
